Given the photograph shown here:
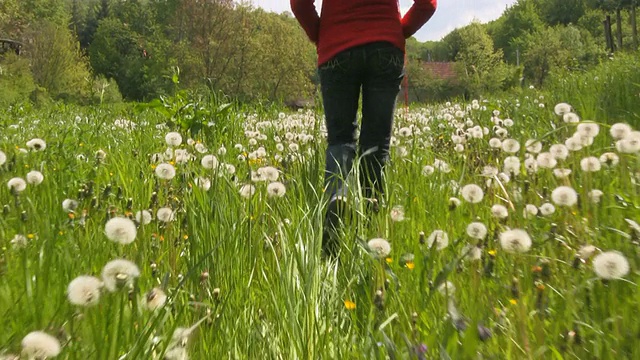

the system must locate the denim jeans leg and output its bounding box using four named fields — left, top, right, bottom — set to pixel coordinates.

left=319, top=51, right=360, bottom=198
left=359, top=44, right=404, bottom=200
